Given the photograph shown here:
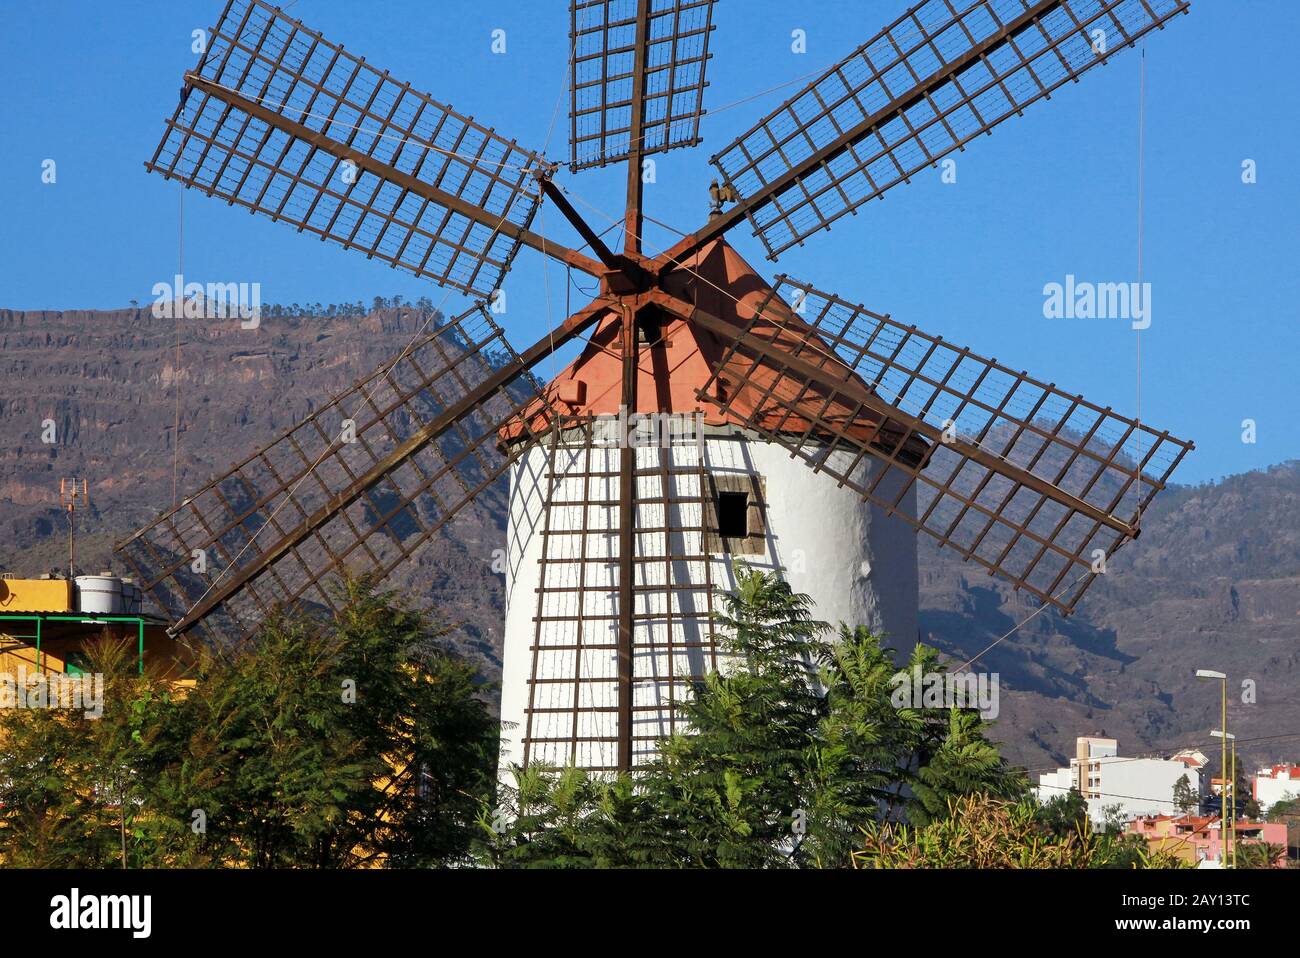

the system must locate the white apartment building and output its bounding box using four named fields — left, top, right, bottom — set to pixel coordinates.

left=1253, top=765, right=1300, bottom=814
left=1035, top=736, right=1207, bottom=826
